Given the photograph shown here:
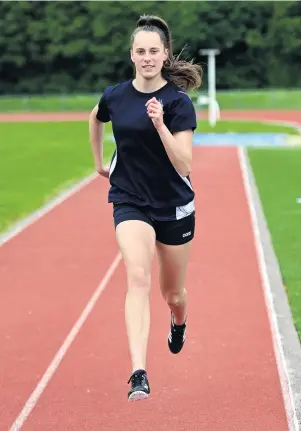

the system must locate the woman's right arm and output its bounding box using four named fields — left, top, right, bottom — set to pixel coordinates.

left=89, top=104, right=110, bottom=178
